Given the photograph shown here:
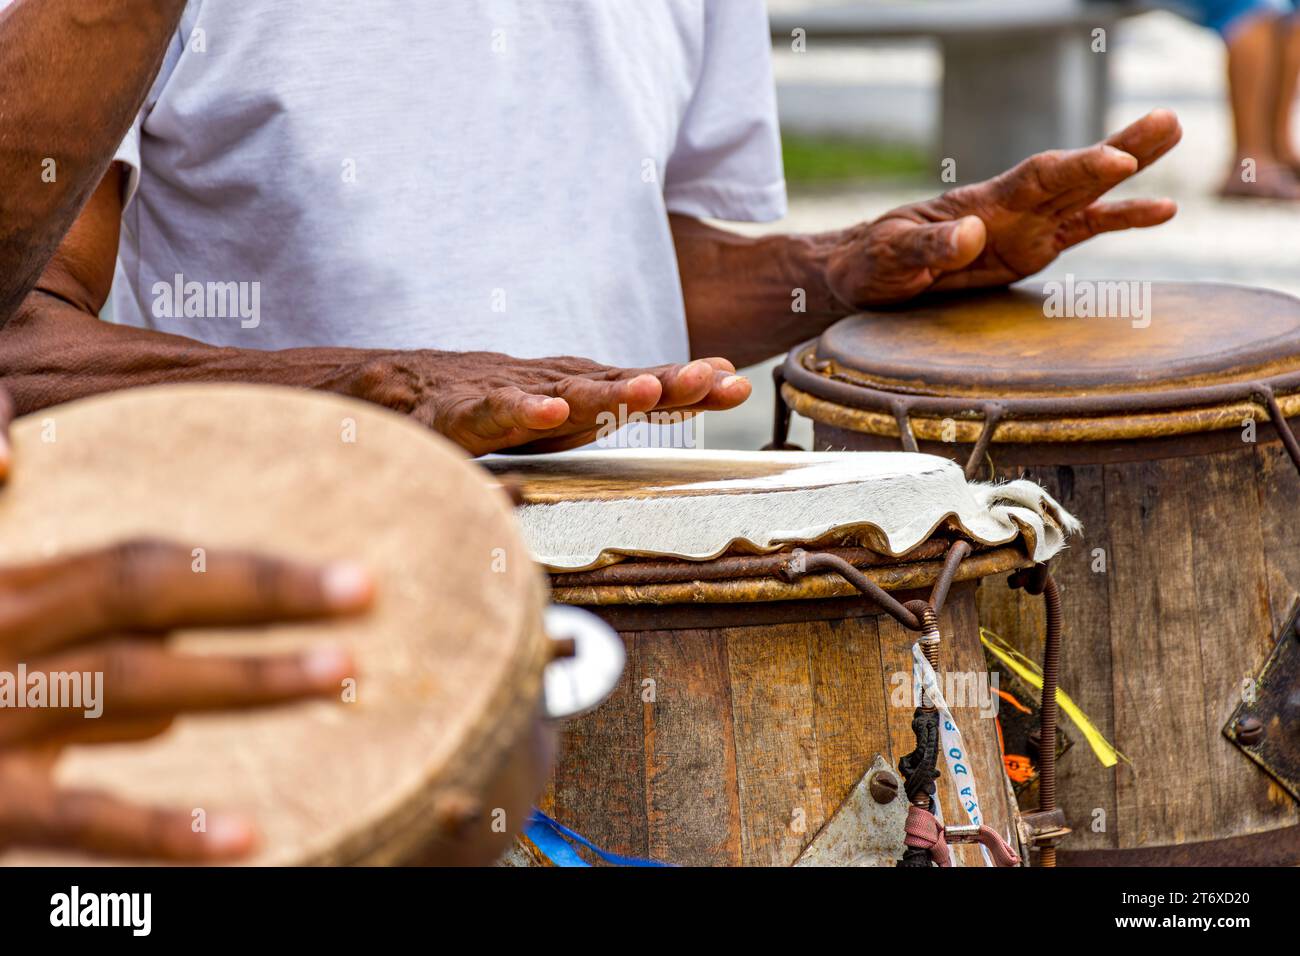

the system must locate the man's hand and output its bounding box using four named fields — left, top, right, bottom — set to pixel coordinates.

left=824, top=109, right=1183, bottom=308
left=0, top=540, right=373, bottom=862
left=0, top=394, right=375, bottom=861
left=367, top=351, right=752, bottom=456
